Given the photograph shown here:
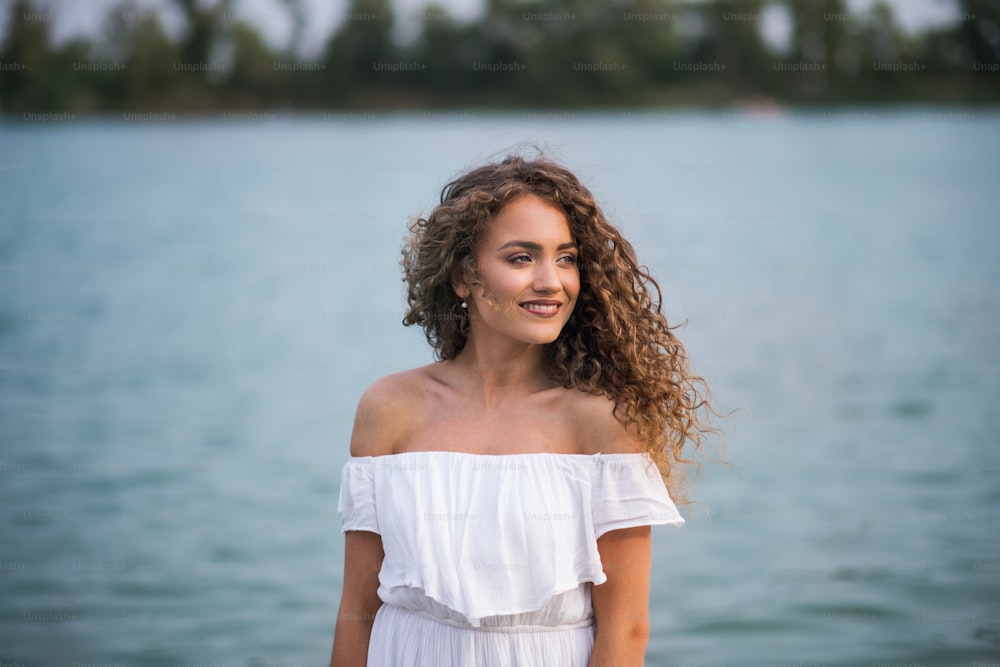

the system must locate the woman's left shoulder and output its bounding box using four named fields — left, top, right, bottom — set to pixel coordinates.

left=566, top=390, right=647, bottom=456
